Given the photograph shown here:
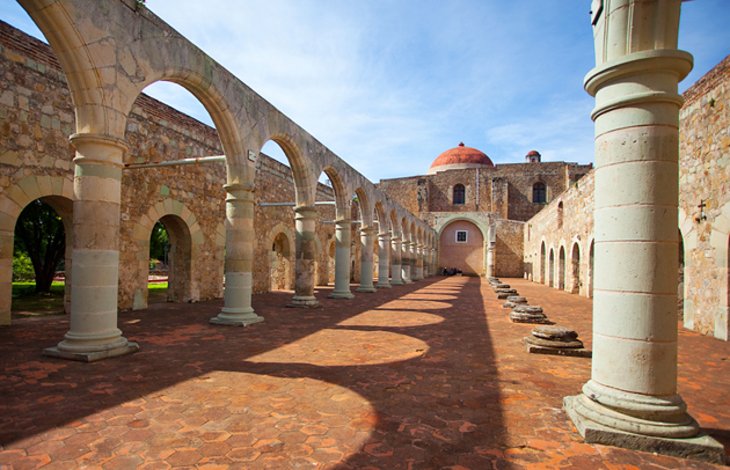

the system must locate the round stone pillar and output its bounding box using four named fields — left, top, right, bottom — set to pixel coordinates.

left=390, top=236, right=403, bottom=285
left=329, top=218, right=354, bottom=299
left=486, top=233, right=496, bottom=278
left=210, top=184, right=264, bottom=326
left=376, top=232, right=391, bottom=288
left=288, top=205, right=320, bottom=307
left=44, top=133, right=138, bottom=361
left=357, top=227, right=376, bottom=293
left=401, top=241, right=412, bottom=283
left=564, top=0, right=723, bottom=463
left=413, top=244, right=424, bottom=280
